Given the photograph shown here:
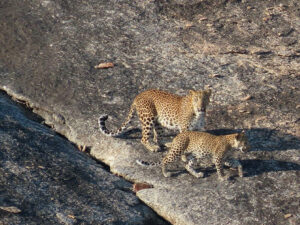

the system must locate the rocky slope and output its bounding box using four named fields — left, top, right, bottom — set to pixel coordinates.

left=0, top=92, right=167, bottom=225
left=0, top=0, right=299, bottom=224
